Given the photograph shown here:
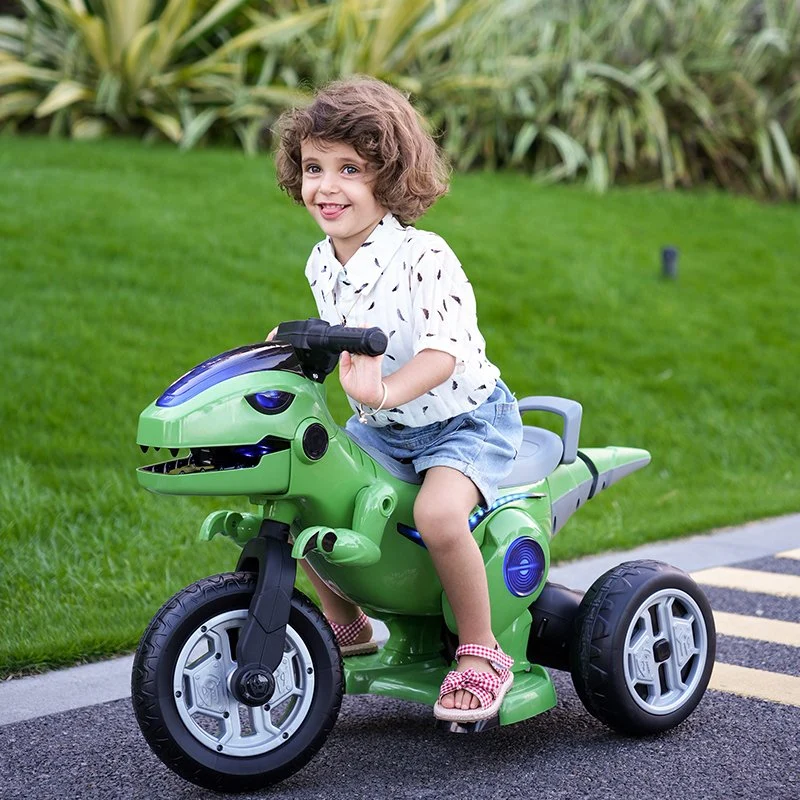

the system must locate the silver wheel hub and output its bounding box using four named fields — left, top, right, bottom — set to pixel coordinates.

left=623, top=588, right=709, bottom=715
left=173, top=609, right=315, bottom=756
